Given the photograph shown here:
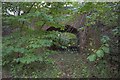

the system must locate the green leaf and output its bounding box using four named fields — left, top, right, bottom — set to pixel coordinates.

left=101, top=35, right=110, bottom=43
left=102, top=46, right=110, bottom=53
left=38, top=56, right=43, bottom=61
left=45, top=58, right=55, bottom=64
left=87, top=54, right=96, bottom=61
left=96, top=50, right=104, bottom=58
left=101, top=38, right=107, bottom=43
left=104, top=44, right=109, bottom=47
